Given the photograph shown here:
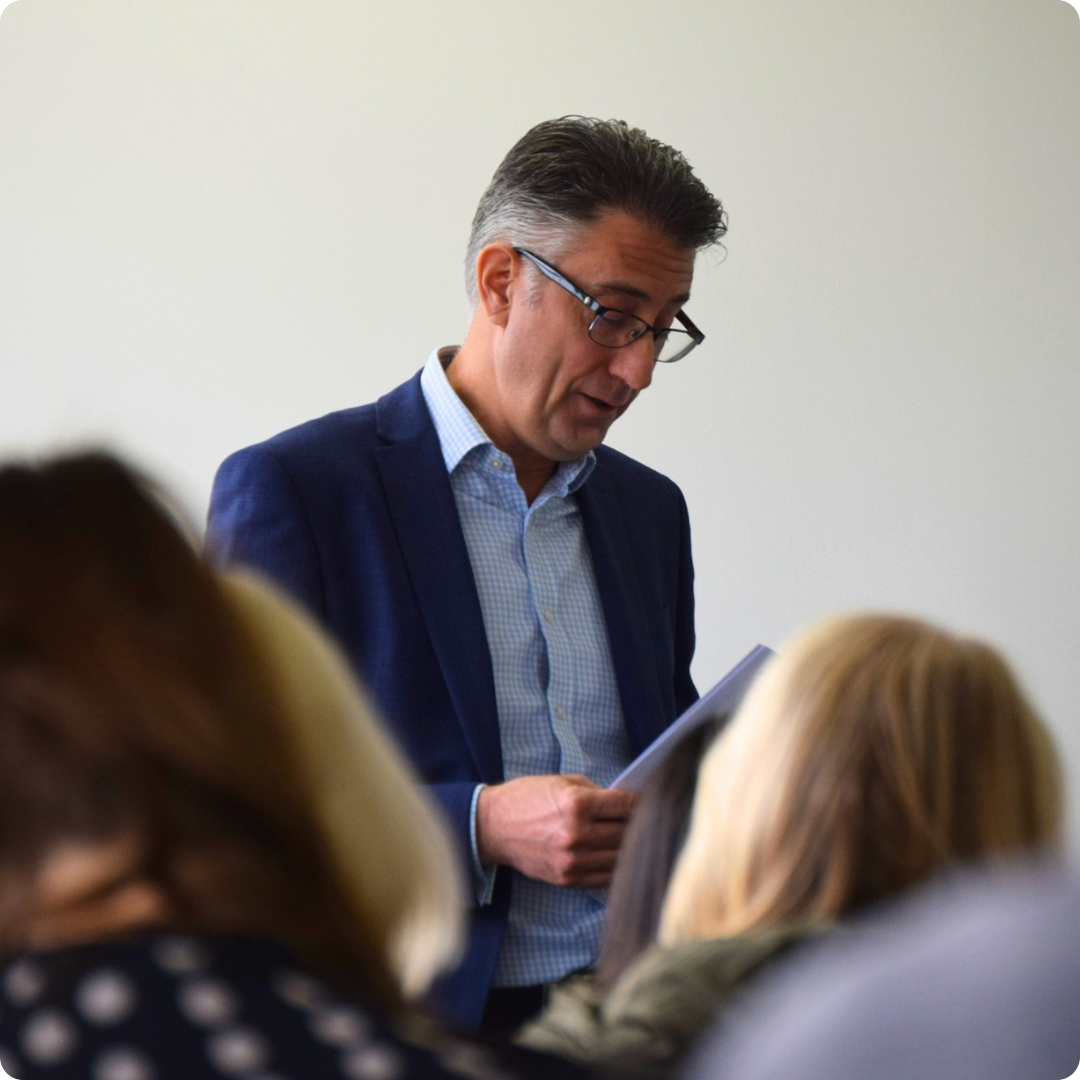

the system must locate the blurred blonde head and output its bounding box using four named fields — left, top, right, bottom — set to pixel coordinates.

left=659, top=614, right=1061, bottom=944
left=223, top=573, right=465, bottom=999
